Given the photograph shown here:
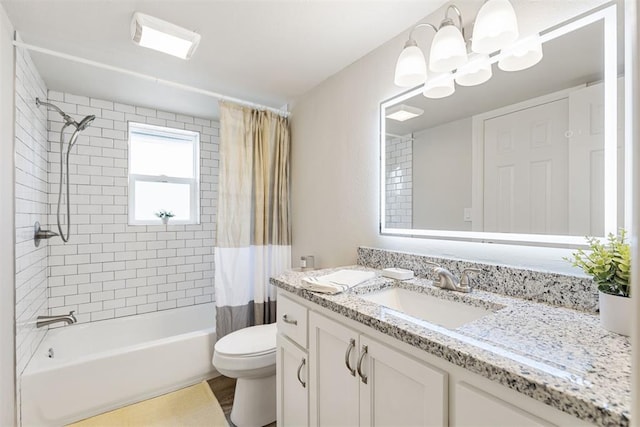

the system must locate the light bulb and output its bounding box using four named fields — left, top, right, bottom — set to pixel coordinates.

left=471, top=0, right=519, bottom=54
left=423, top=72, right=455, bottom=99
left=429, top=23, right=468, bottom=73
left=455, top=53, right=492, bottom=86
left=498, top=33, right=544, bottom=72
left=394, top=39, right=427, bottom=87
